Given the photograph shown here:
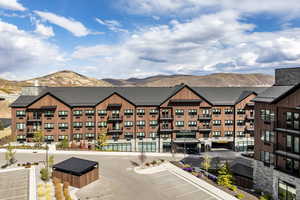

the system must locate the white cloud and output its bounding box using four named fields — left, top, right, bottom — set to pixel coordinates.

left=0, top=0, right=26, bottom=11
left=71, top=10, right=300, bottom=78
left=34, top=11, right=93, bottom=37
left=120, top=0, right=300, bottom=17
left=0, top=20, right=65, bottom=79
left=95, top=18, right=128, bottom=33
left=35, top=23, right=55, bottom=37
